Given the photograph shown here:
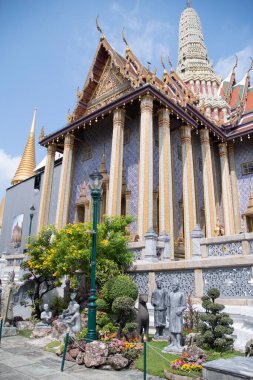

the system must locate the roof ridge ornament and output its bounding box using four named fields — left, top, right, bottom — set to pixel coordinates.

left=161, top=56, right=167, bottom=74
left=96, top=16, right=104, bottom=40
left=168, top=56, right=173, bottom=71
left=122, top=28, right=129, bottom=49
left=248, top=57, right=253, bottom=74
left=233, top=55, right=238, bottom=72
